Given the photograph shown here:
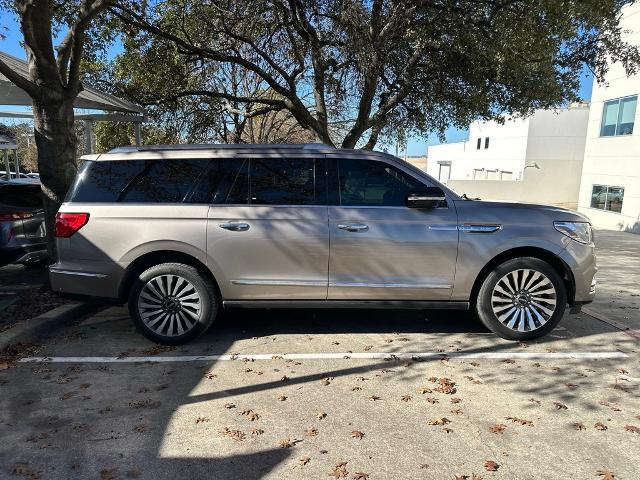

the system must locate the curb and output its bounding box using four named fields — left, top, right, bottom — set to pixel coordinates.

left=0, top=302, right=104, bottom=352
left=582, top=306, right=640, bottom=341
